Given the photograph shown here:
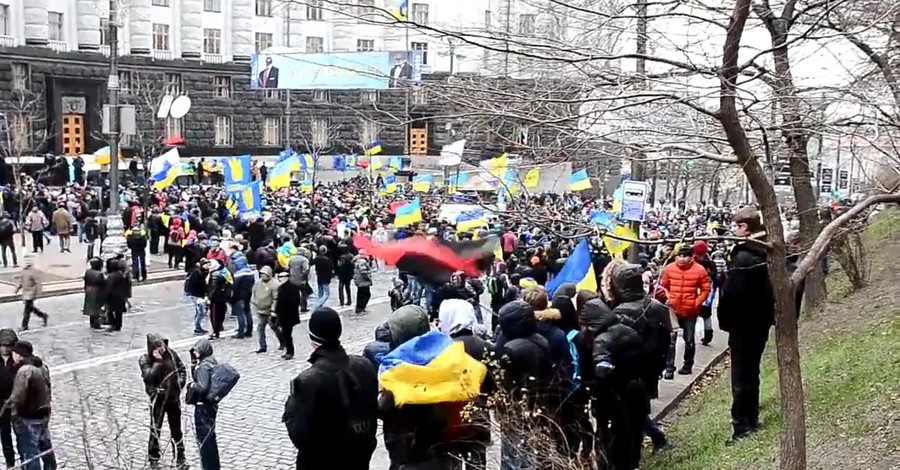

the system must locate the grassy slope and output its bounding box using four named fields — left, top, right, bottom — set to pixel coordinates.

left=643, top=208, right=900, bottom=470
